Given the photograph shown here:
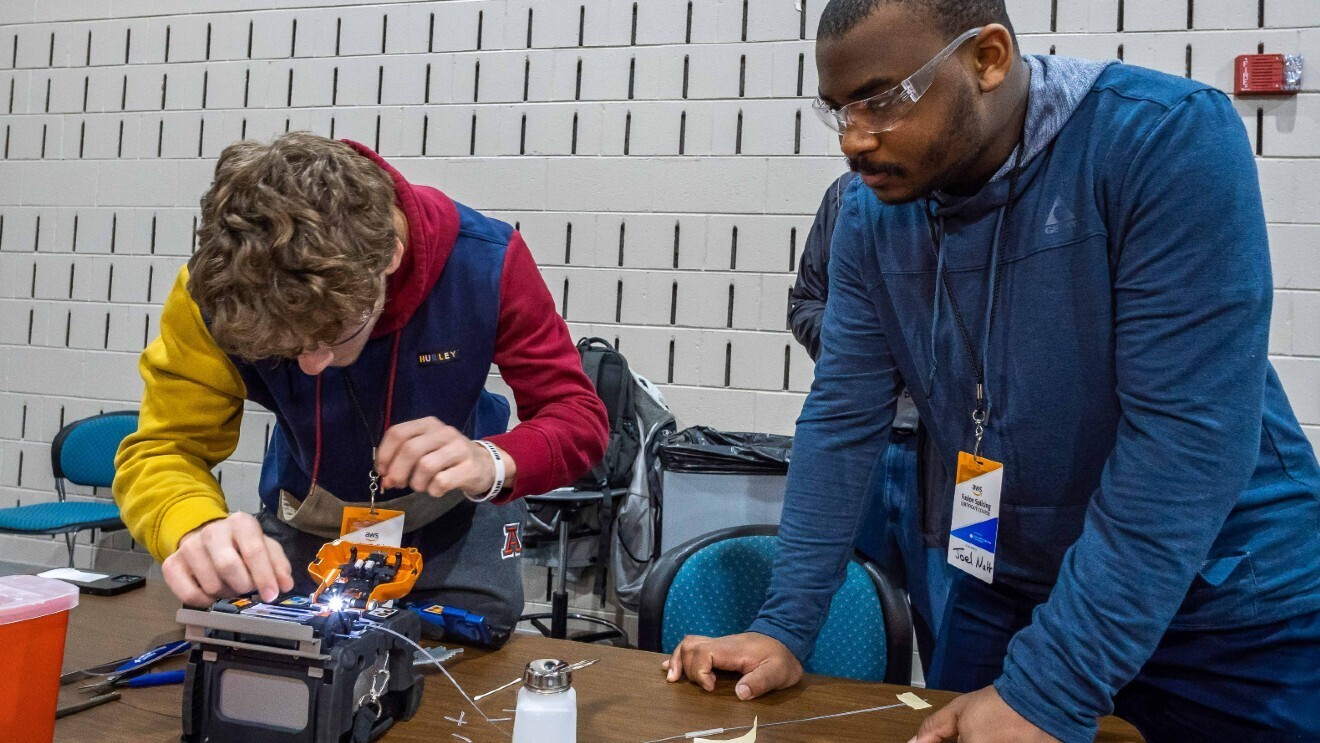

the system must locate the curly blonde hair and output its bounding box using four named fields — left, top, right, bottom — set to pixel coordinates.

left=189, top=132, right=399, bottom=361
